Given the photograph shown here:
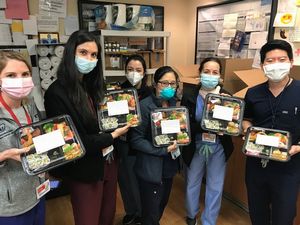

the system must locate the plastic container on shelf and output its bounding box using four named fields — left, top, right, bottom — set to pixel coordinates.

left=98, top=88, right=141, bottom=131
left=151, top=107, right=191, bottom=147
left=201, top=93, right=245, bottom=136
left=242, top=126, right=291, bottom=162
left=17, top=115, right=85, bottom=175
